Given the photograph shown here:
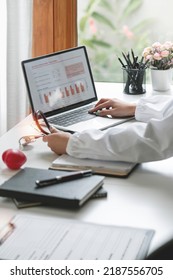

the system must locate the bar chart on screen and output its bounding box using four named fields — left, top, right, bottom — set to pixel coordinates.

left=40, top=79, right=87, bottom=108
